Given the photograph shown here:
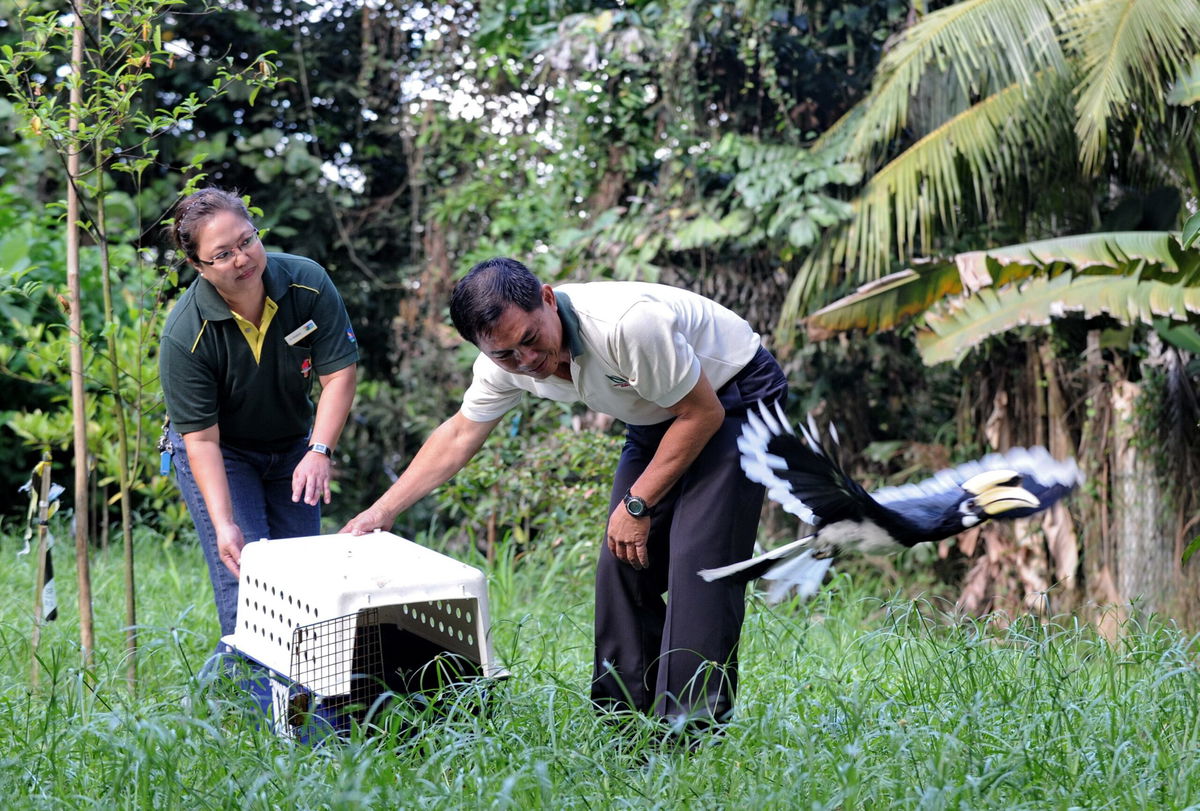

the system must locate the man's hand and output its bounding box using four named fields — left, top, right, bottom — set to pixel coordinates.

left=340, top=505, right=394, bottom=536
left=217, top=521, right=246, bottom=578
left=607, top=506, right=650, bottom=569
left=292, top=451, right=333, bottom=505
